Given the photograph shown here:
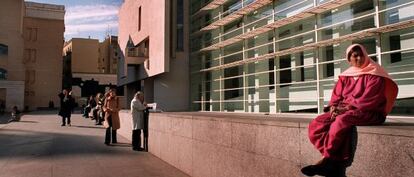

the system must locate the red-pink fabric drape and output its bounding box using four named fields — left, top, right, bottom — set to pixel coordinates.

left=308, top=44, right=398, bottom=161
